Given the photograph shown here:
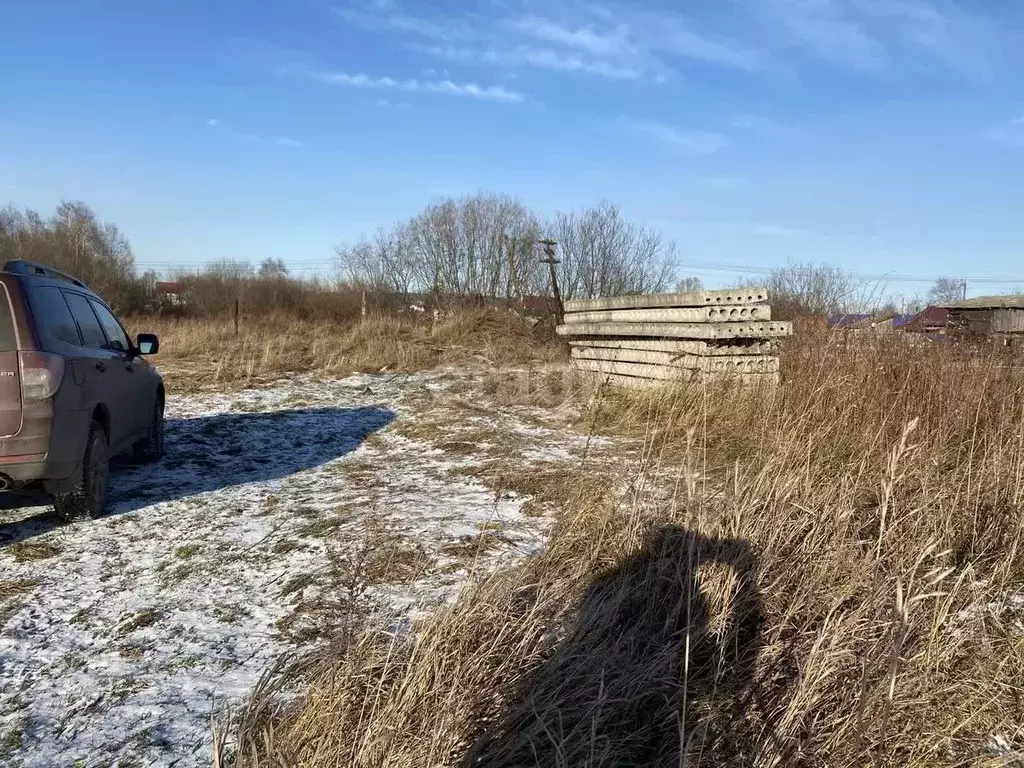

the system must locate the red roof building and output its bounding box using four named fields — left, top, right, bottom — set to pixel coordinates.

left=906, top=306, right=949, bottom=333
